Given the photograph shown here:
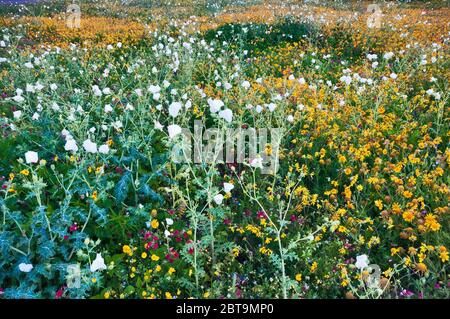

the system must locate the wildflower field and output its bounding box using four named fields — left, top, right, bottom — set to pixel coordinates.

left=0, top=0, right=449, bottom=300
